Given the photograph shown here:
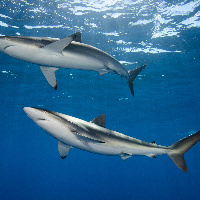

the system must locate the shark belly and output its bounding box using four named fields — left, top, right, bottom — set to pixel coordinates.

left=106, top=139, right=170, bottom=158
left=36, top=113, right=170, bottom=157
left=23, top=107, right=200, bottom=172
left=0, top=34, right=147, bottom=96
left=3, top=43, right=107, bottom=72
left=128, top=145, right=170, bottom=157
left=46, top=123, right=169, bottom=157
left=35, top=118, right=119, bottom=156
